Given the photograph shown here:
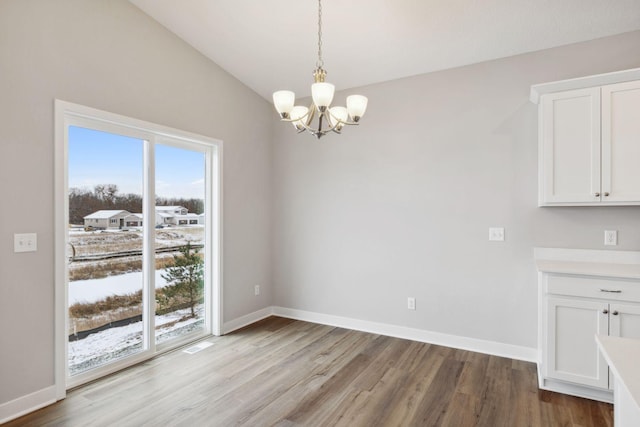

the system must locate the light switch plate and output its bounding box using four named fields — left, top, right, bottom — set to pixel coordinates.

left=14, top=233, right=37, bottom=253
left=489, top=227, right=505, bottom=241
